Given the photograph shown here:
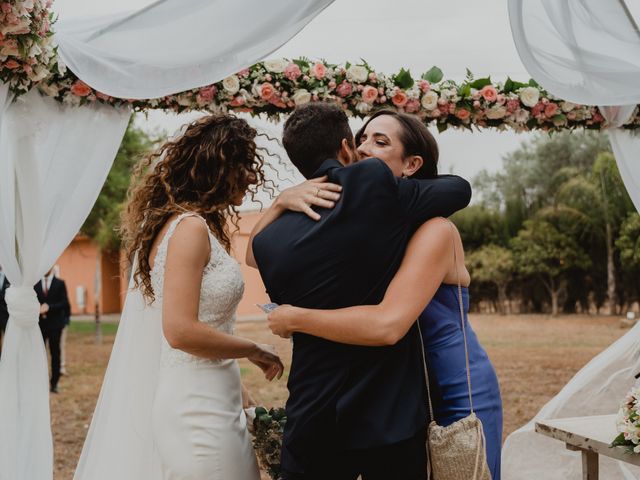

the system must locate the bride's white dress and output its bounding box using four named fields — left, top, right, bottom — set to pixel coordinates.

left=150, top=213, right=260, bottom=479
left=72, top=212, right=260, bottom=480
